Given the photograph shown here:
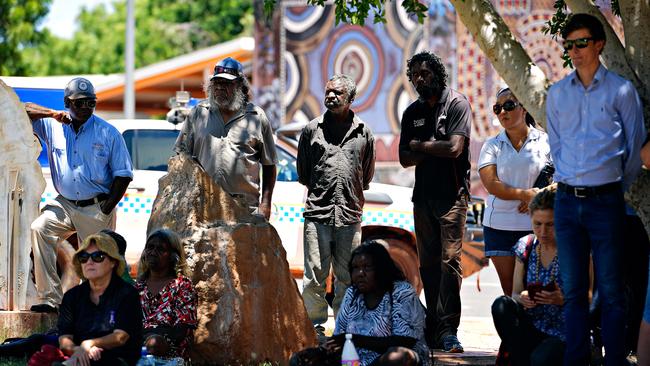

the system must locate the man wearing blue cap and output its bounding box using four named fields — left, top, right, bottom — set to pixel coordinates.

left=24, top=77, right=133, bottom=313
left=175, top=57, right=278, bottom=219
